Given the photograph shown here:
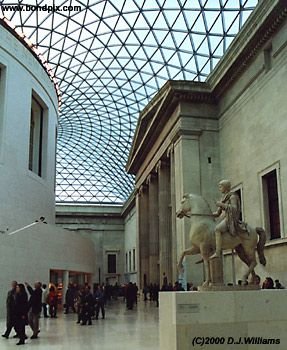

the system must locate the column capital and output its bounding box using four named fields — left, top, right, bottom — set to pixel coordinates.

left=146, top=173, right=157, bottom=185
left=172, top=128, right=202, bottom=145
left=167, top=144, right=174, bottom=158
left=137, top=184, right=148, bottom=195
left=155, top=159, right=169, bottom=173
